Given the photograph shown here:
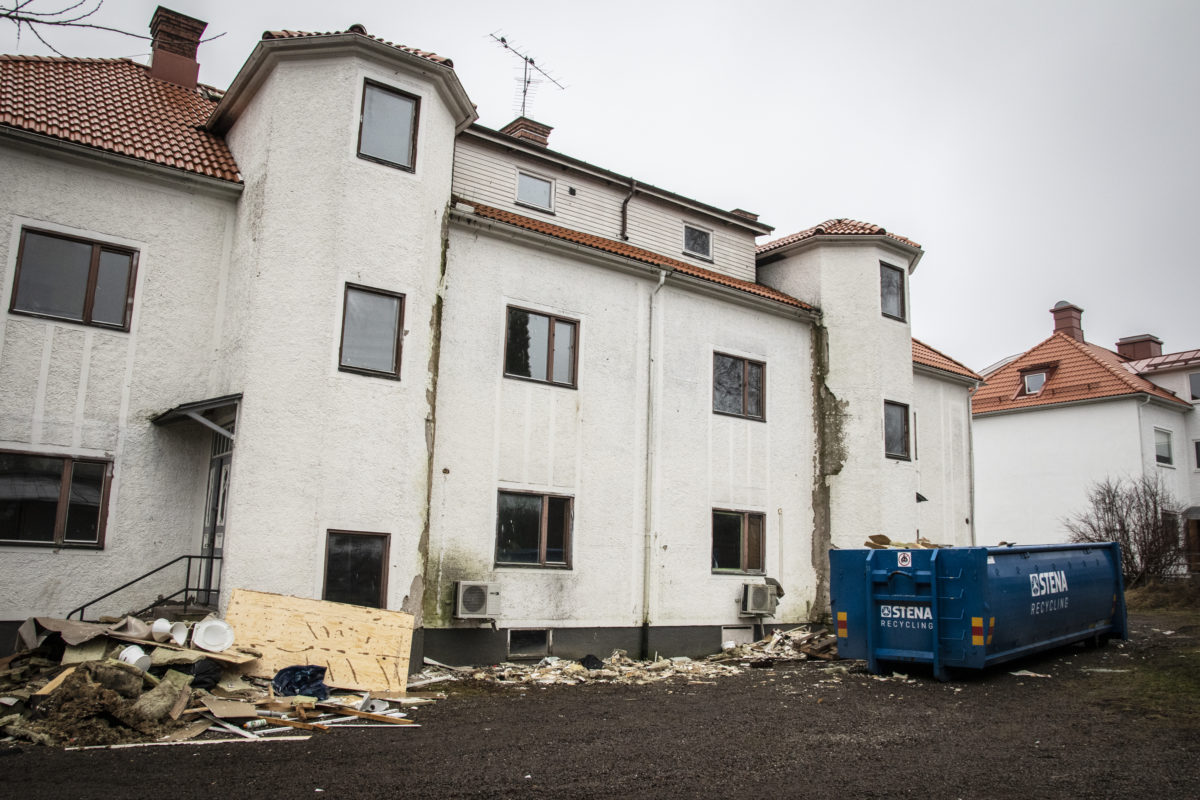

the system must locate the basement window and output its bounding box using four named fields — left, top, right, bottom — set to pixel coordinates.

left=0, top=450, right=111, bottom=548
left=508, top=629, right=550, bottom=659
